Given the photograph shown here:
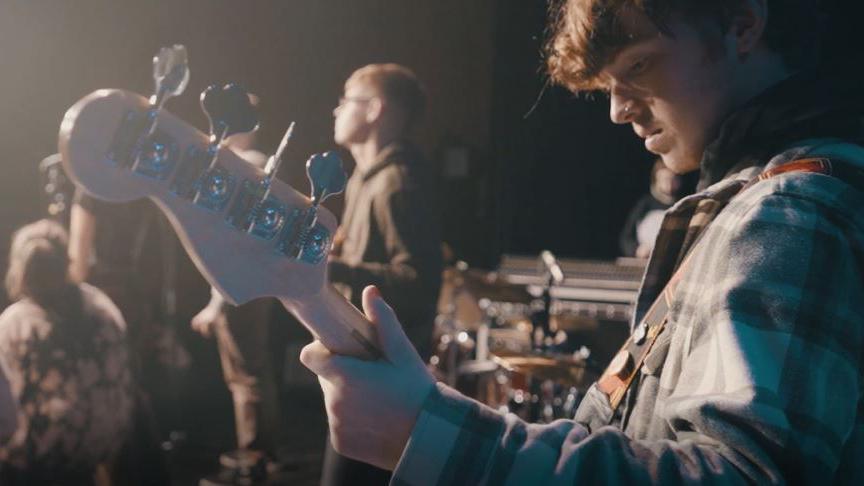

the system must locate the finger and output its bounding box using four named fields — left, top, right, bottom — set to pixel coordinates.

left=198, top=320, right=212, bottom=338
left=301, top=341, right=353, bottom=378
left=301, top=340, right=377, bottom=382
left=361, top=285, right=419, bottom=365
left=300, top=340, right=333, bottom=375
